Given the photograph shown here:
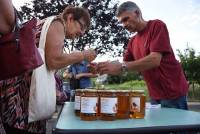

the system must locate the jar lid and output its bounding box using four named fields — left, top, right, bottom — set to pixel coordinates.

left=116, top=90, right=130, bottom=92
left=97, top=89, right=106, bottom=92
left=76, top=89, right=83, bottom=92
left=83, top=89, right=97, bottom=92
left=100, top=89, right=117, bottom=92
left=130, top=90, right=145, bottom=93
